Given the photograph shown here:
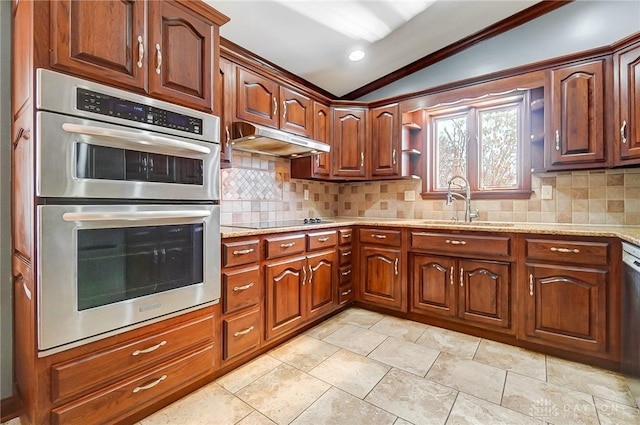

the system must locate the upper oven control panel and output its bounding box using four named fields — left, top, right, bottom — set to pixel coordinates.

left=77, top=88, right=203, bottom=135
